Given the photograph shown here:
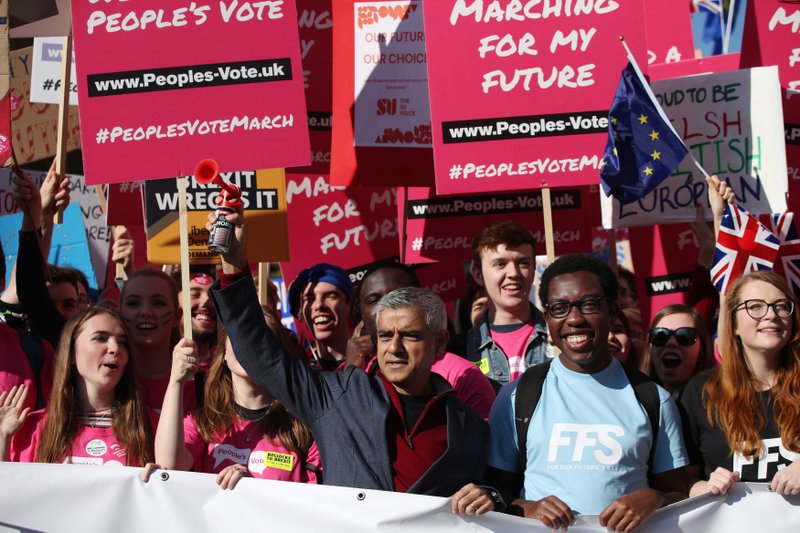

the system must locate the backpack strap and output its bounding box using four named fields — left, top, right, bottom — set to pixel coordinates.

left=514, top=360, right=552, bottom=474
left=621, top=365, right=661, bottom=473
